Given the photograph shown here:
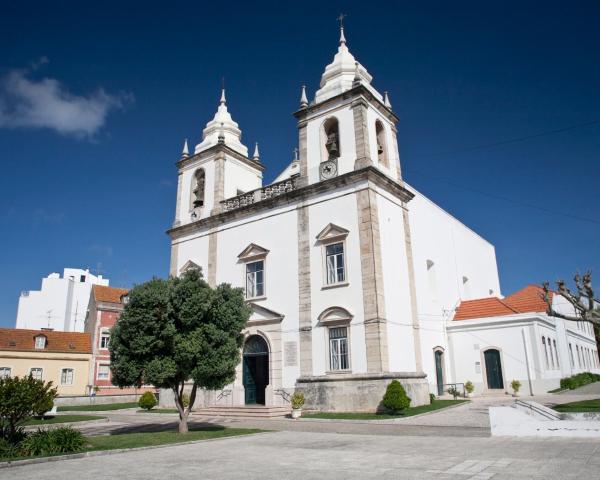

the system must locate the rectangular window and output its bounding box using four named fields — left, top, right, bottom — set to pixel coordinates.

left=100, top=332, right=110, bottom=349
left=245, top=260, right=264, bottom=298
left=569, top=344, right=574, bottom=367
left=553, top=340, right=559, bottom=368
left=0, top=367, right=11, bottom=378
left=329, top=327, right=349, bottom=371
left=35, top=336, right=46, bottom=349
left=29, top=367, right=43, bottom=380
left=97, top=364, right=110, bottom=380
left=60, top=368, right=74, bottom=386
left=325, top=242, right=345, bottom=285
